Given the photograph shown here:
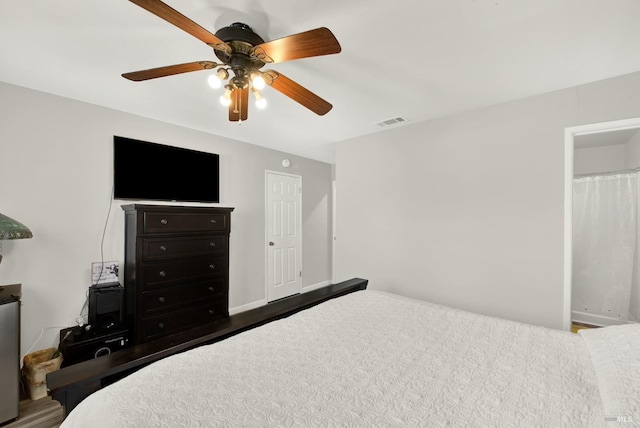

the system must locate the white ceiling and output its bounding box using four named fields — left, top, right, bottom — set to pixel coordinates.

left=2, top=1, right=640, bottom=163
